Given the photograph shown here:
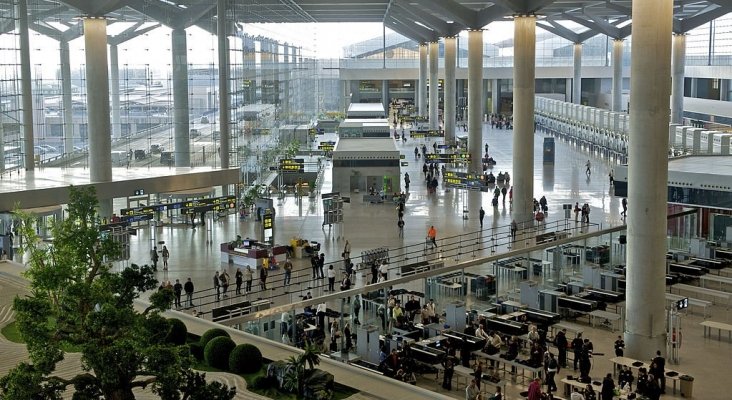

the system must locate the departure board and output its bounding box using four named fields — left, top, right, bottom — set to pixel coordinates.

left=279, top=158, right=305, bottom=173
